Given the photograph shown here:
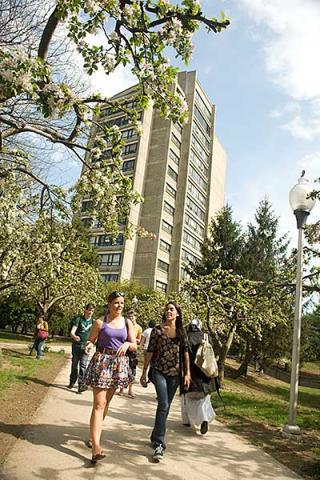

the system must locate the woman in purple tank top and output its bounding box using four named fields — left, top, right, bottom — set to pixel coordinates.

left=83, top=291, right=136, bottom=464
